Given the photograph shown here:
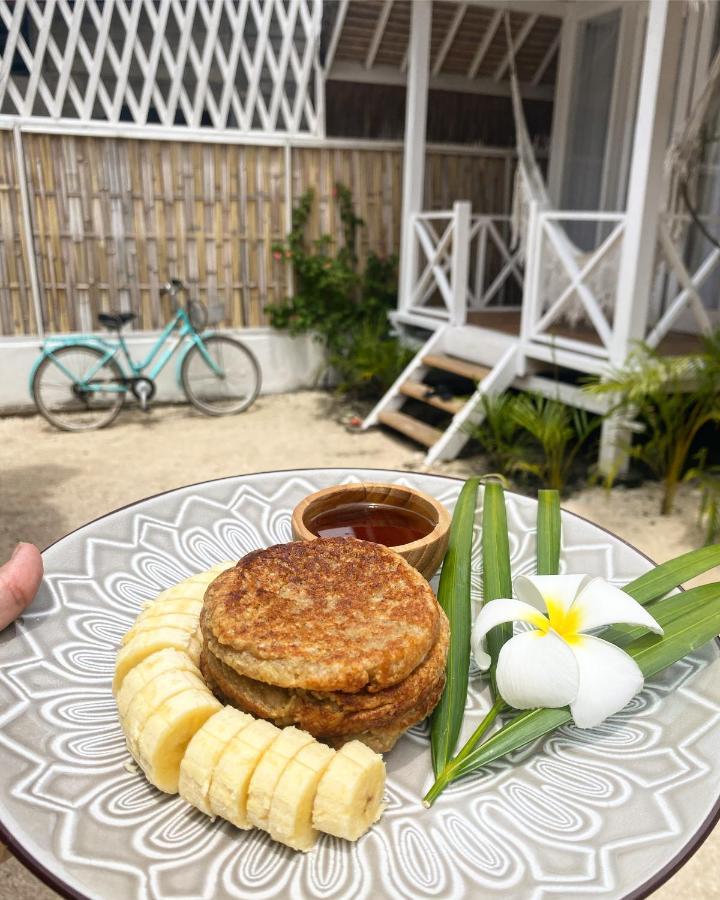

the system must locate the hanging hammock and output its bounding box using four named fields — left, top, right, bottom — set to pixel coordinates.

left=504, top=14, right=622, bottom=328
left=505, top=9, right=720, bottom=334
